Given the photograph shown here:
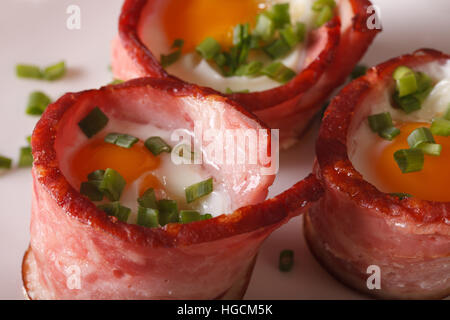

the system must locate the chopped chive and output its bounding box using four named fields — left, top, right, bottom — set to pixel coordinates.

left=16, top=64, right=43, bottom=79
left=235, top=61, right=263, bottom=77
left=80, top=182, right=104, bottom=201
left=225, top=88, right=250, bottom=94
left=414, top=72, right=433, bottom=101
left=393, top=149, right=424, bottom=173
left=393, top=93, right=421, bottom=114
left=138, top=188, right=158, bottom=209
left=0, top=156, right=12, bottom=169
left=109, top=79, right=124, bottom=85
left=280, top=25, right=298, bottom=48
left=158, top=199, right=179, bottom=226
left=443, top=106, right=450, bottom=120
left=161, top=51, right=182, bottom=68
left=430, top=118, right=450, bottom=136
left=98, top=168, right=126, bottom=201
left=98, top=202, right=130, bottom=222
left=315, top=5, right=334, bottom=27
left=261, top=62, right=296, bottom=84
left=179, top=210, right=202, bottom=224
left=350, top=65, right=368, bottom=80
left=26, top=91, right=51, bottom=116
left=104, top=133, right=139, bottom=149
left=144, top=136, right=172, bottom=156
left=312, top=0, right=337, bottom=11
left=18, top=147, right=33, bottom=167
left=171, top=39, right=184, bottom=49
left=393, top=66, right=418, bottom=97
left=263, top=38, right=291, bottom=59
left=368, top=112, right=394, bottom=133
left=43, top=61, right=66, bottom=80
left=407, top=127, right=435, bottom=149
left=26, top=136, right=32, bottom=145
left=379, top=126, right=400, bottom=141
left=416, top=142, right=442, bottom=156
left=200, top=213, right=213, bottom=221
left=253, top=14, right=275, bottom=42
left=389, top=193, right=412, bottom=200
left=137, top=206, right=159, bottom=228
left=265, top=3, right=291, bottom=30
left=196, top=37, right=221, bottom=60
left=295, top=22, right=306, bottom=43
left=233, top=23, right=250, bottom=47
left=88, top=169, right=106, bottom=182
left=279, top=250, right=294, bottom=272
left=185, top=178, right=213, bottom=203
left=78, top=107, right=109, bottom=138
